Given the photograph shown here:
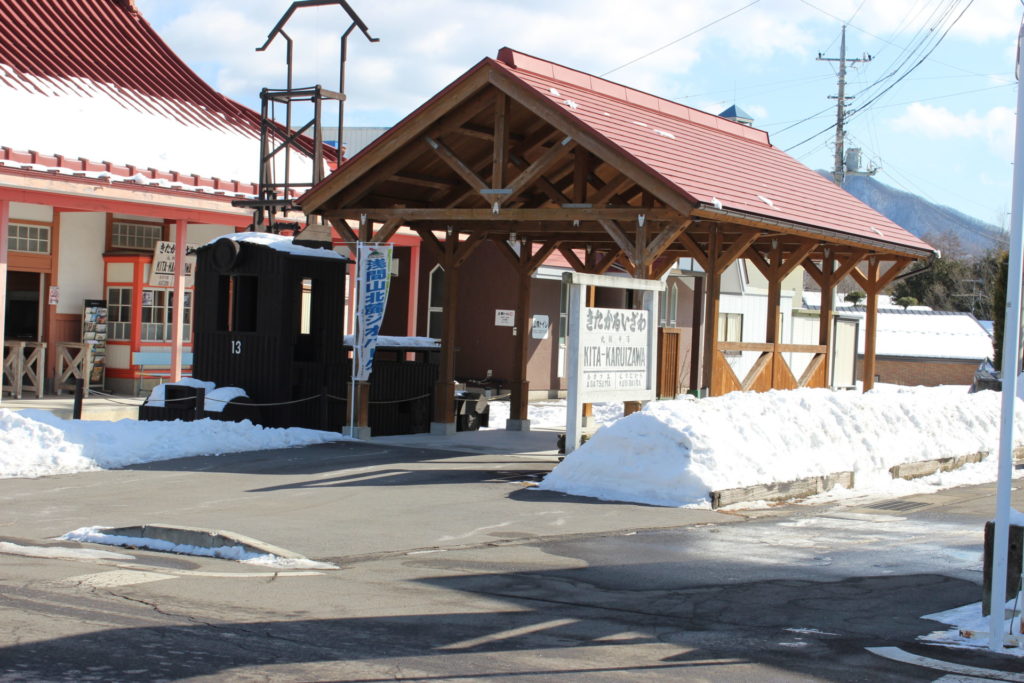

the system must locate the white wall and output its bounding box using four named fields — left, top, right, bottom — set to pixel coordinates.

left=188, top=223, right=235, bottom=245
left=10, top=202, right=52, bottom=222
left=56, top=212, right=106, bottom=314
